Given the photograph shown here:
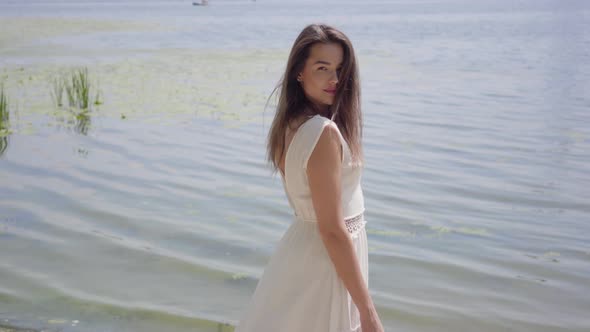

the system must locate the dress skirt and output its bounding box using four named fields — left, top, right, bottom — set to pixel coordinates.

left=235, top=216, right=368, bottom=332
